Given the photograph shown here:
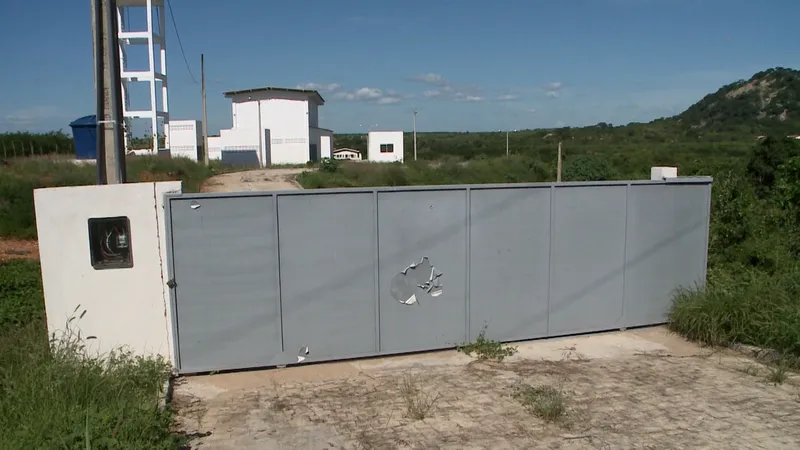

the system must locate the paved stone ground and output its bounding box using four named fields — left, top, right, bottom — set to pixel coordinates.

left=173, top=327, right=800, bottom=449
